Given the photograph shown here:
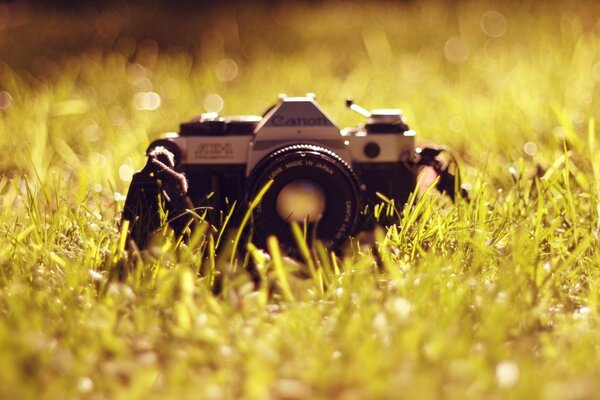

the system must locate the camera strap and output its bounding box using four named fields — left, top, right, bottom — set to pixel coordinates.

left=122, top=146, right=191, bottom=247
left=410, top=146, right=469, bottom=202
